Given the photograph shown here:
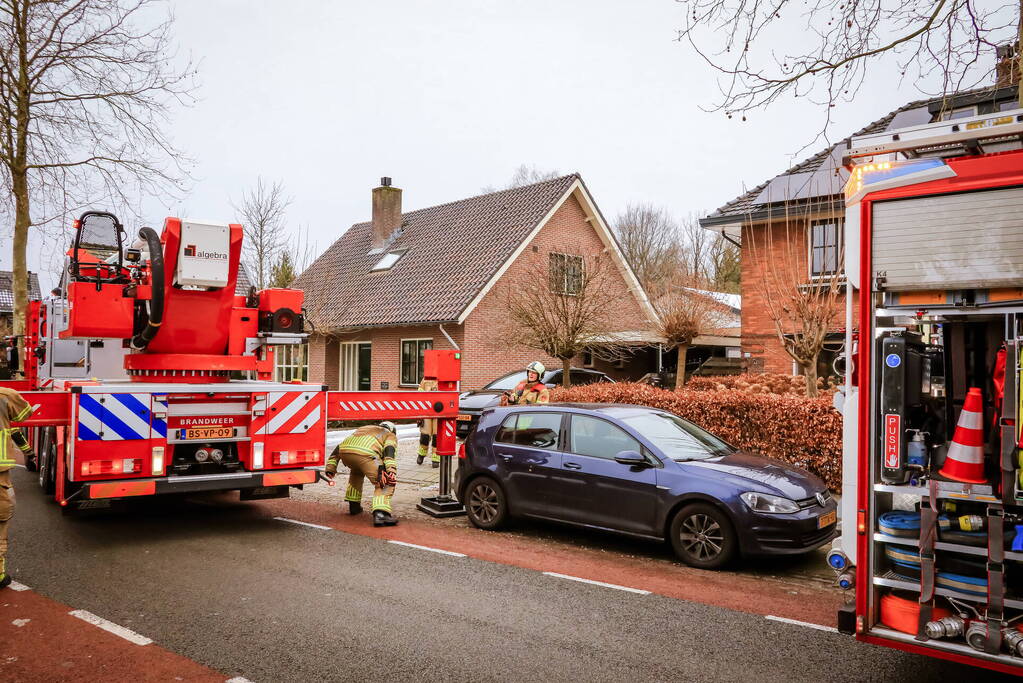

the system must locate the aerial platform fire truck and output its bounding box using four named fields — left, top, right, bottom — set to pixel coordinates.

left=826, top=108, right=1023, bottom=674
left=2, top=211, right=461, bottom=513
